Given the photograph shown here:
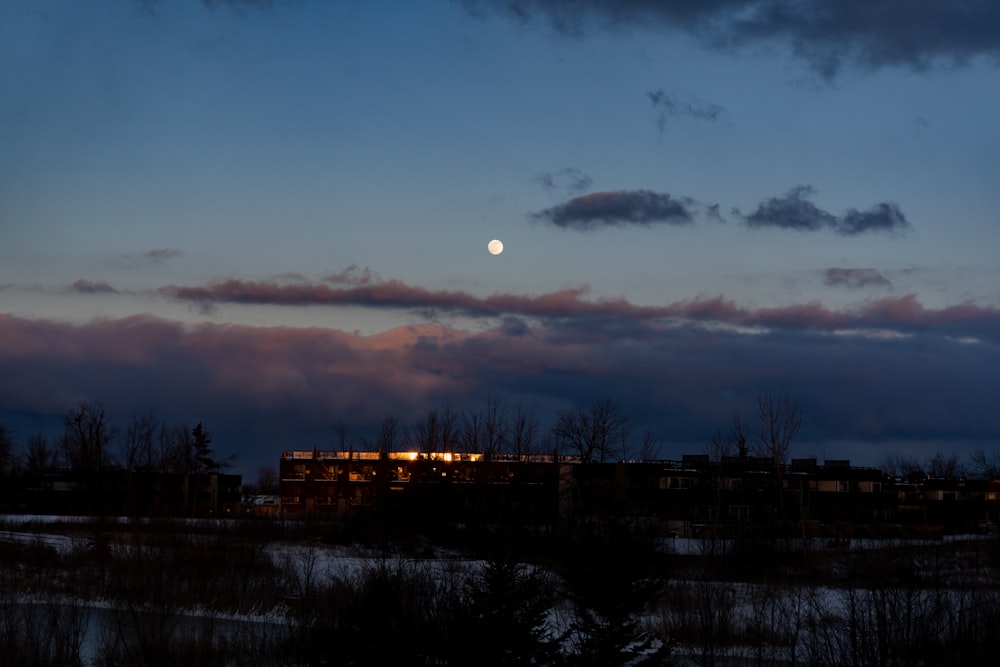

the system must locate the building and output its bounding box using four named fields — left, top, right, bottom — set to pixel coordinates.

left=277, top=449, right=1000, bottom=540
